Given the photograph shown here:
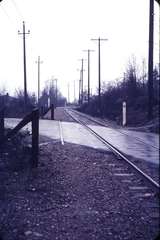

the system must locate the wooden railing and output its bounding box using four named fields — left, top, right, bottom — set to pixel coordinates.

left=0, top=108, right=39, bottom=168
